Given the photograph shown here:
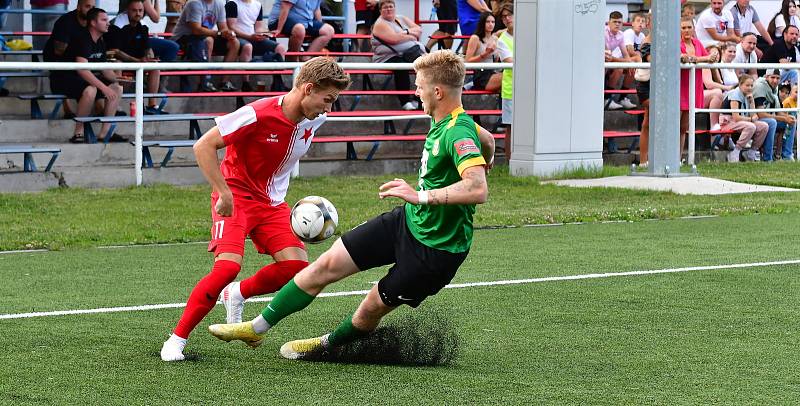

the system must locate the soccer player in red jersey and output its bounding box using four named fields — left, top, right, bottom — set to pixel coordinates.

left=160, top=57, right=351, bottom=361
